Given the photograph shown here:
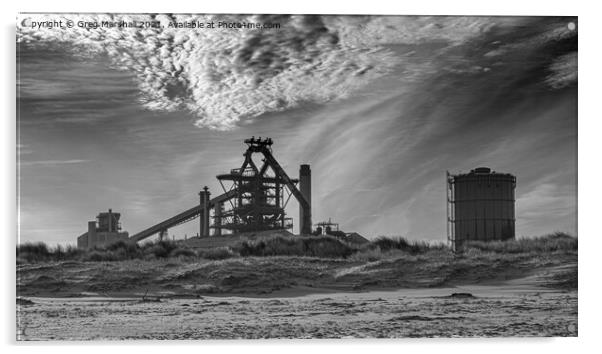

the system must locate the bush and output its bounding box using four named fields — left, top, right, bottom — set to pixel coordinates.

left=143, top=240, right=179, bottom=258
left=104, top=240, right=142, bottom=259
left=198, top=247, right=236, bottom=260
left=170, top=247, right=197, bottom=258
